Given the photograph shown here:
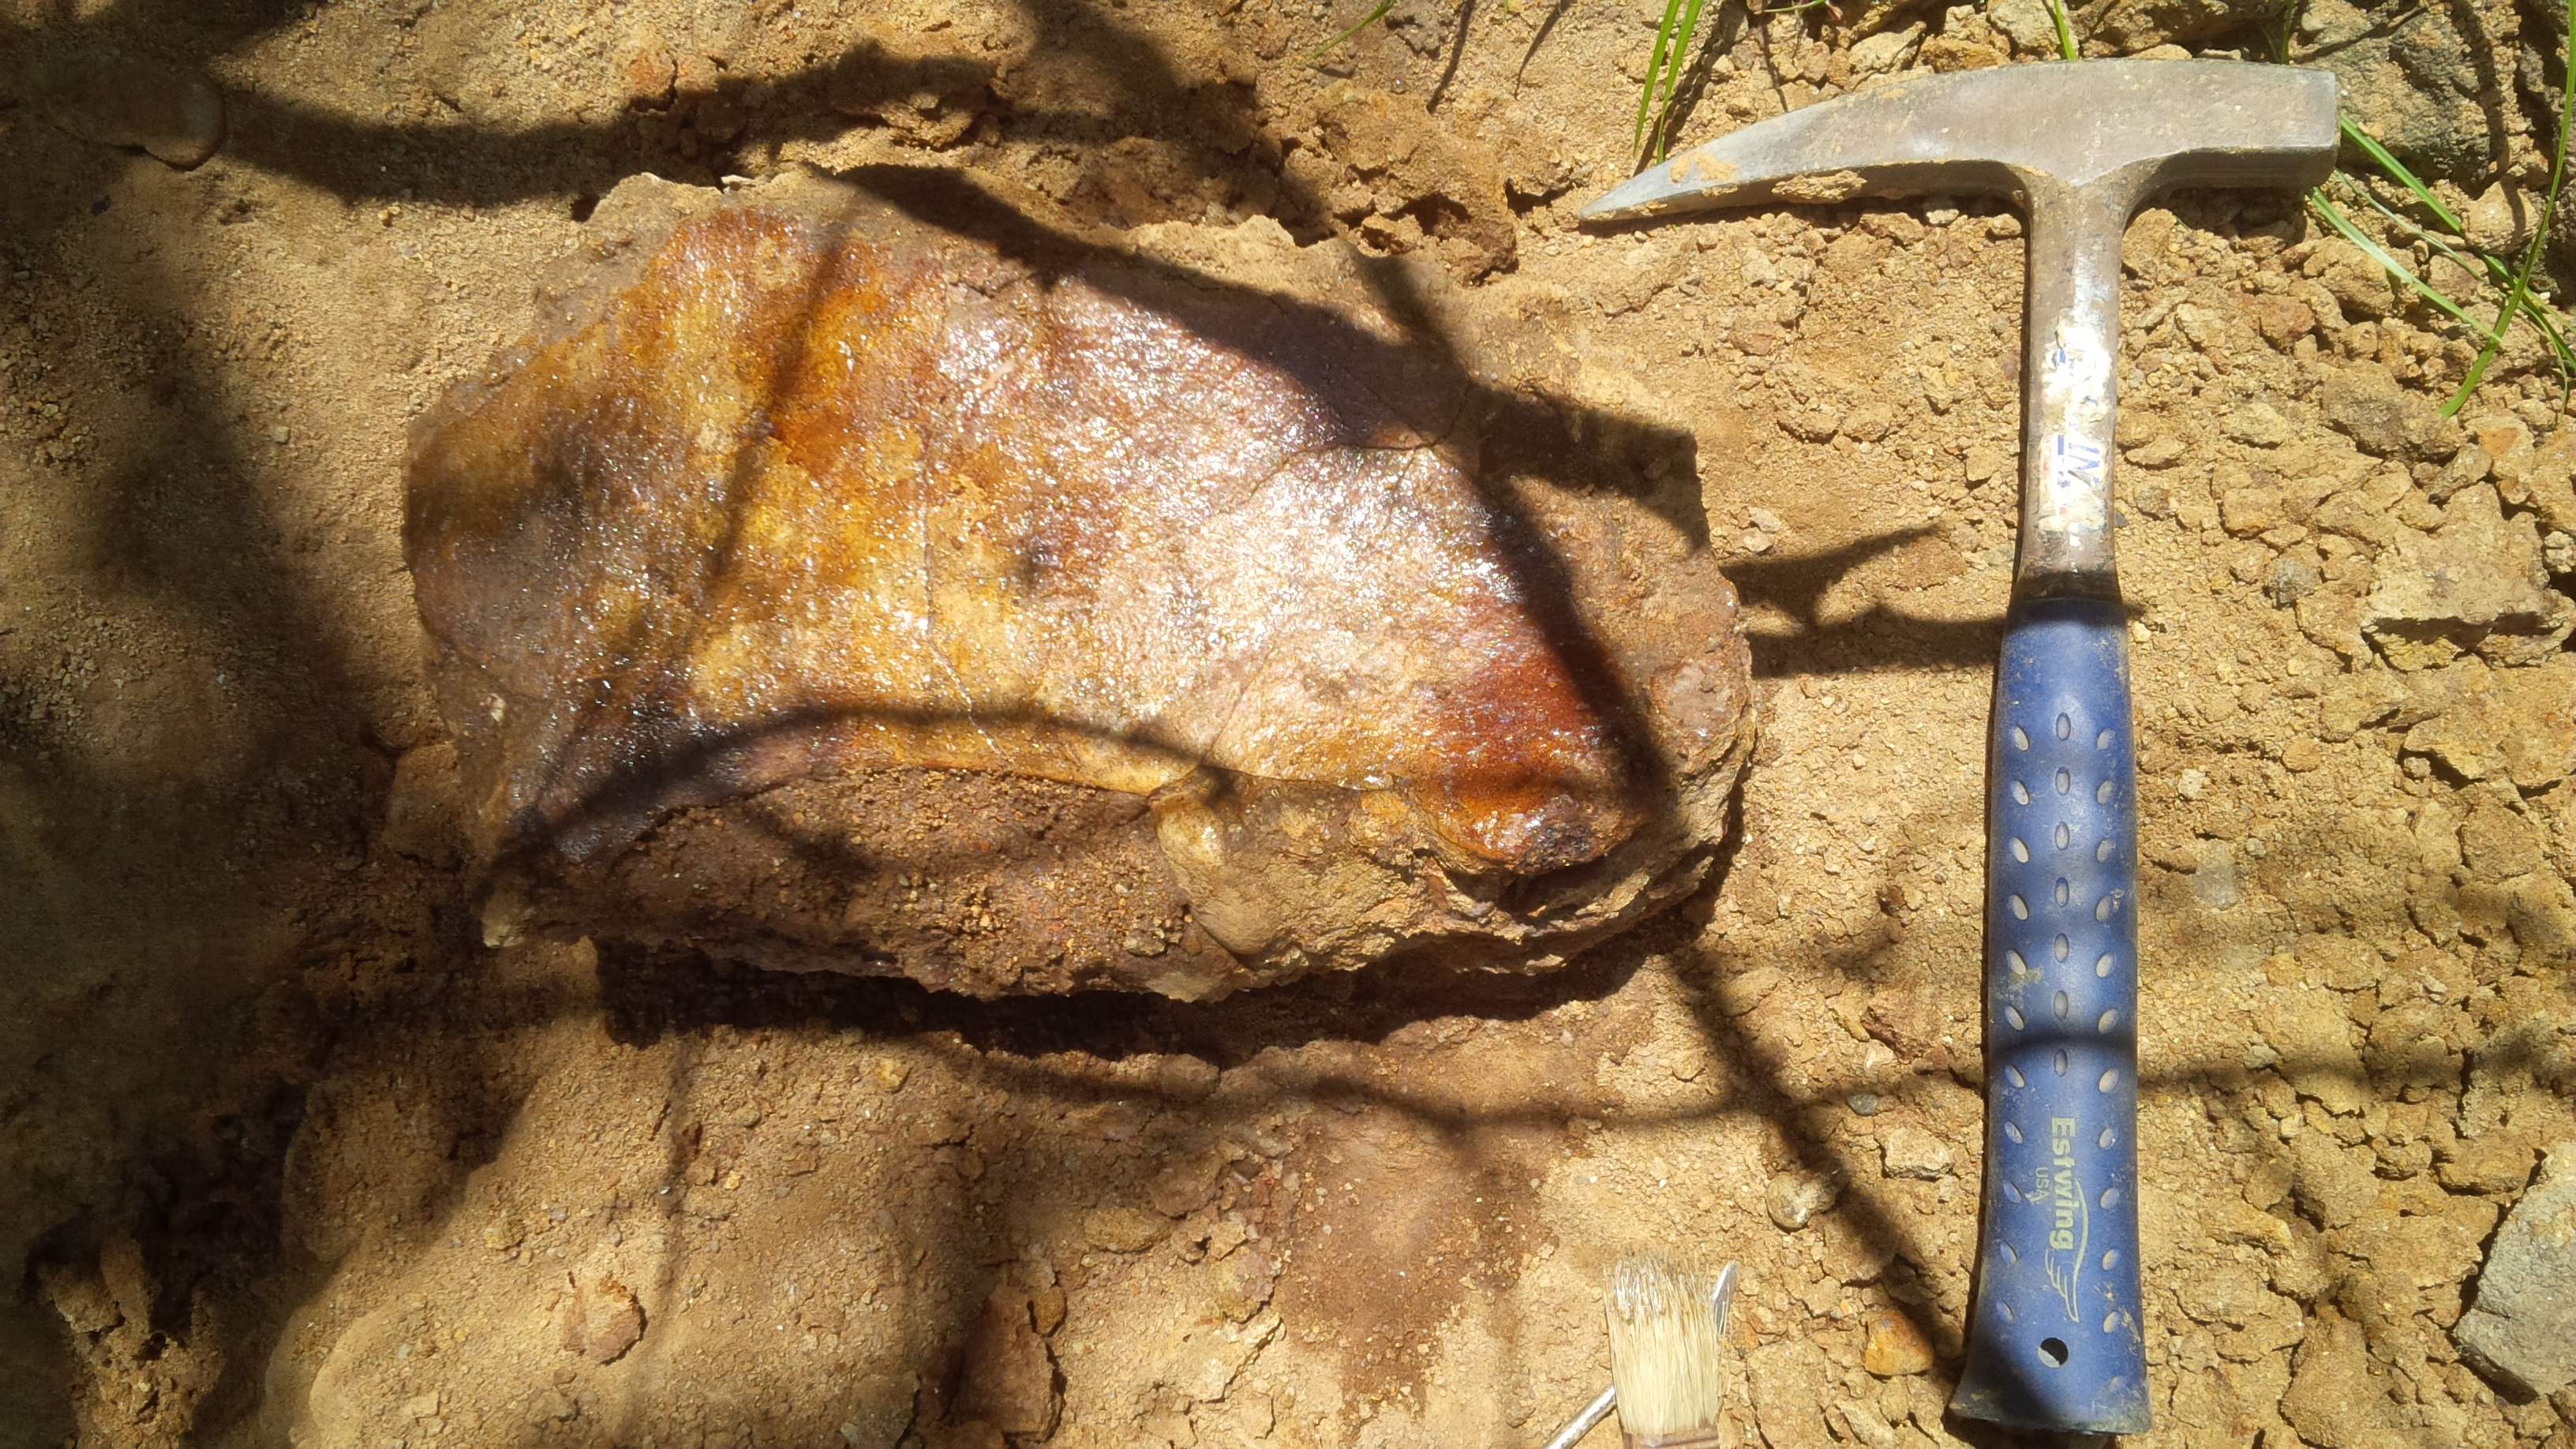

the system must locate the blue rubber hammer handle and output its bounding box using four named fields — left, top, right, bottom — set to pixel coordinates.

left=1951, top=597, right=2148, bottom=1433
